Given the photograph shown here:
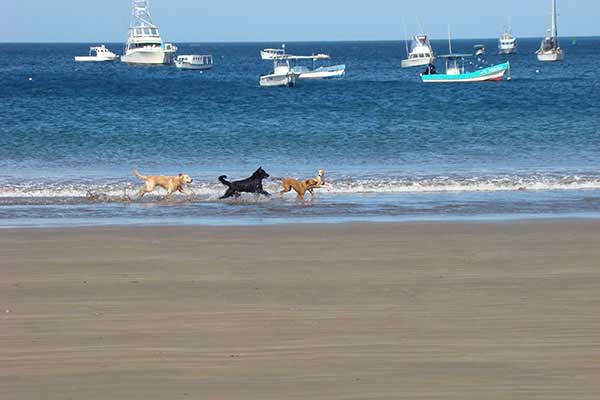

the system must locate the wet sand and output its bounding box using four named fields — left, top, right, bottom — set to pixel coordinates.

left=1, top=221, right=599, bottom=399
